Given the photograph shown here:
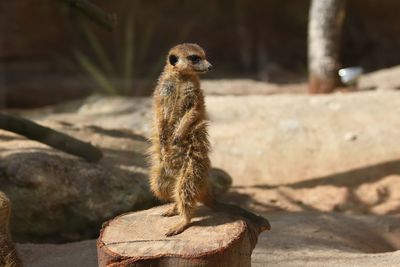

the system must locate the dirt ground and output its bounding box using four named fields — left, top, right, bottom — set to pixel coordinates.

left=17, top=212, right=400, bottom=267
left=12, top=81, right=400, bottom=266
